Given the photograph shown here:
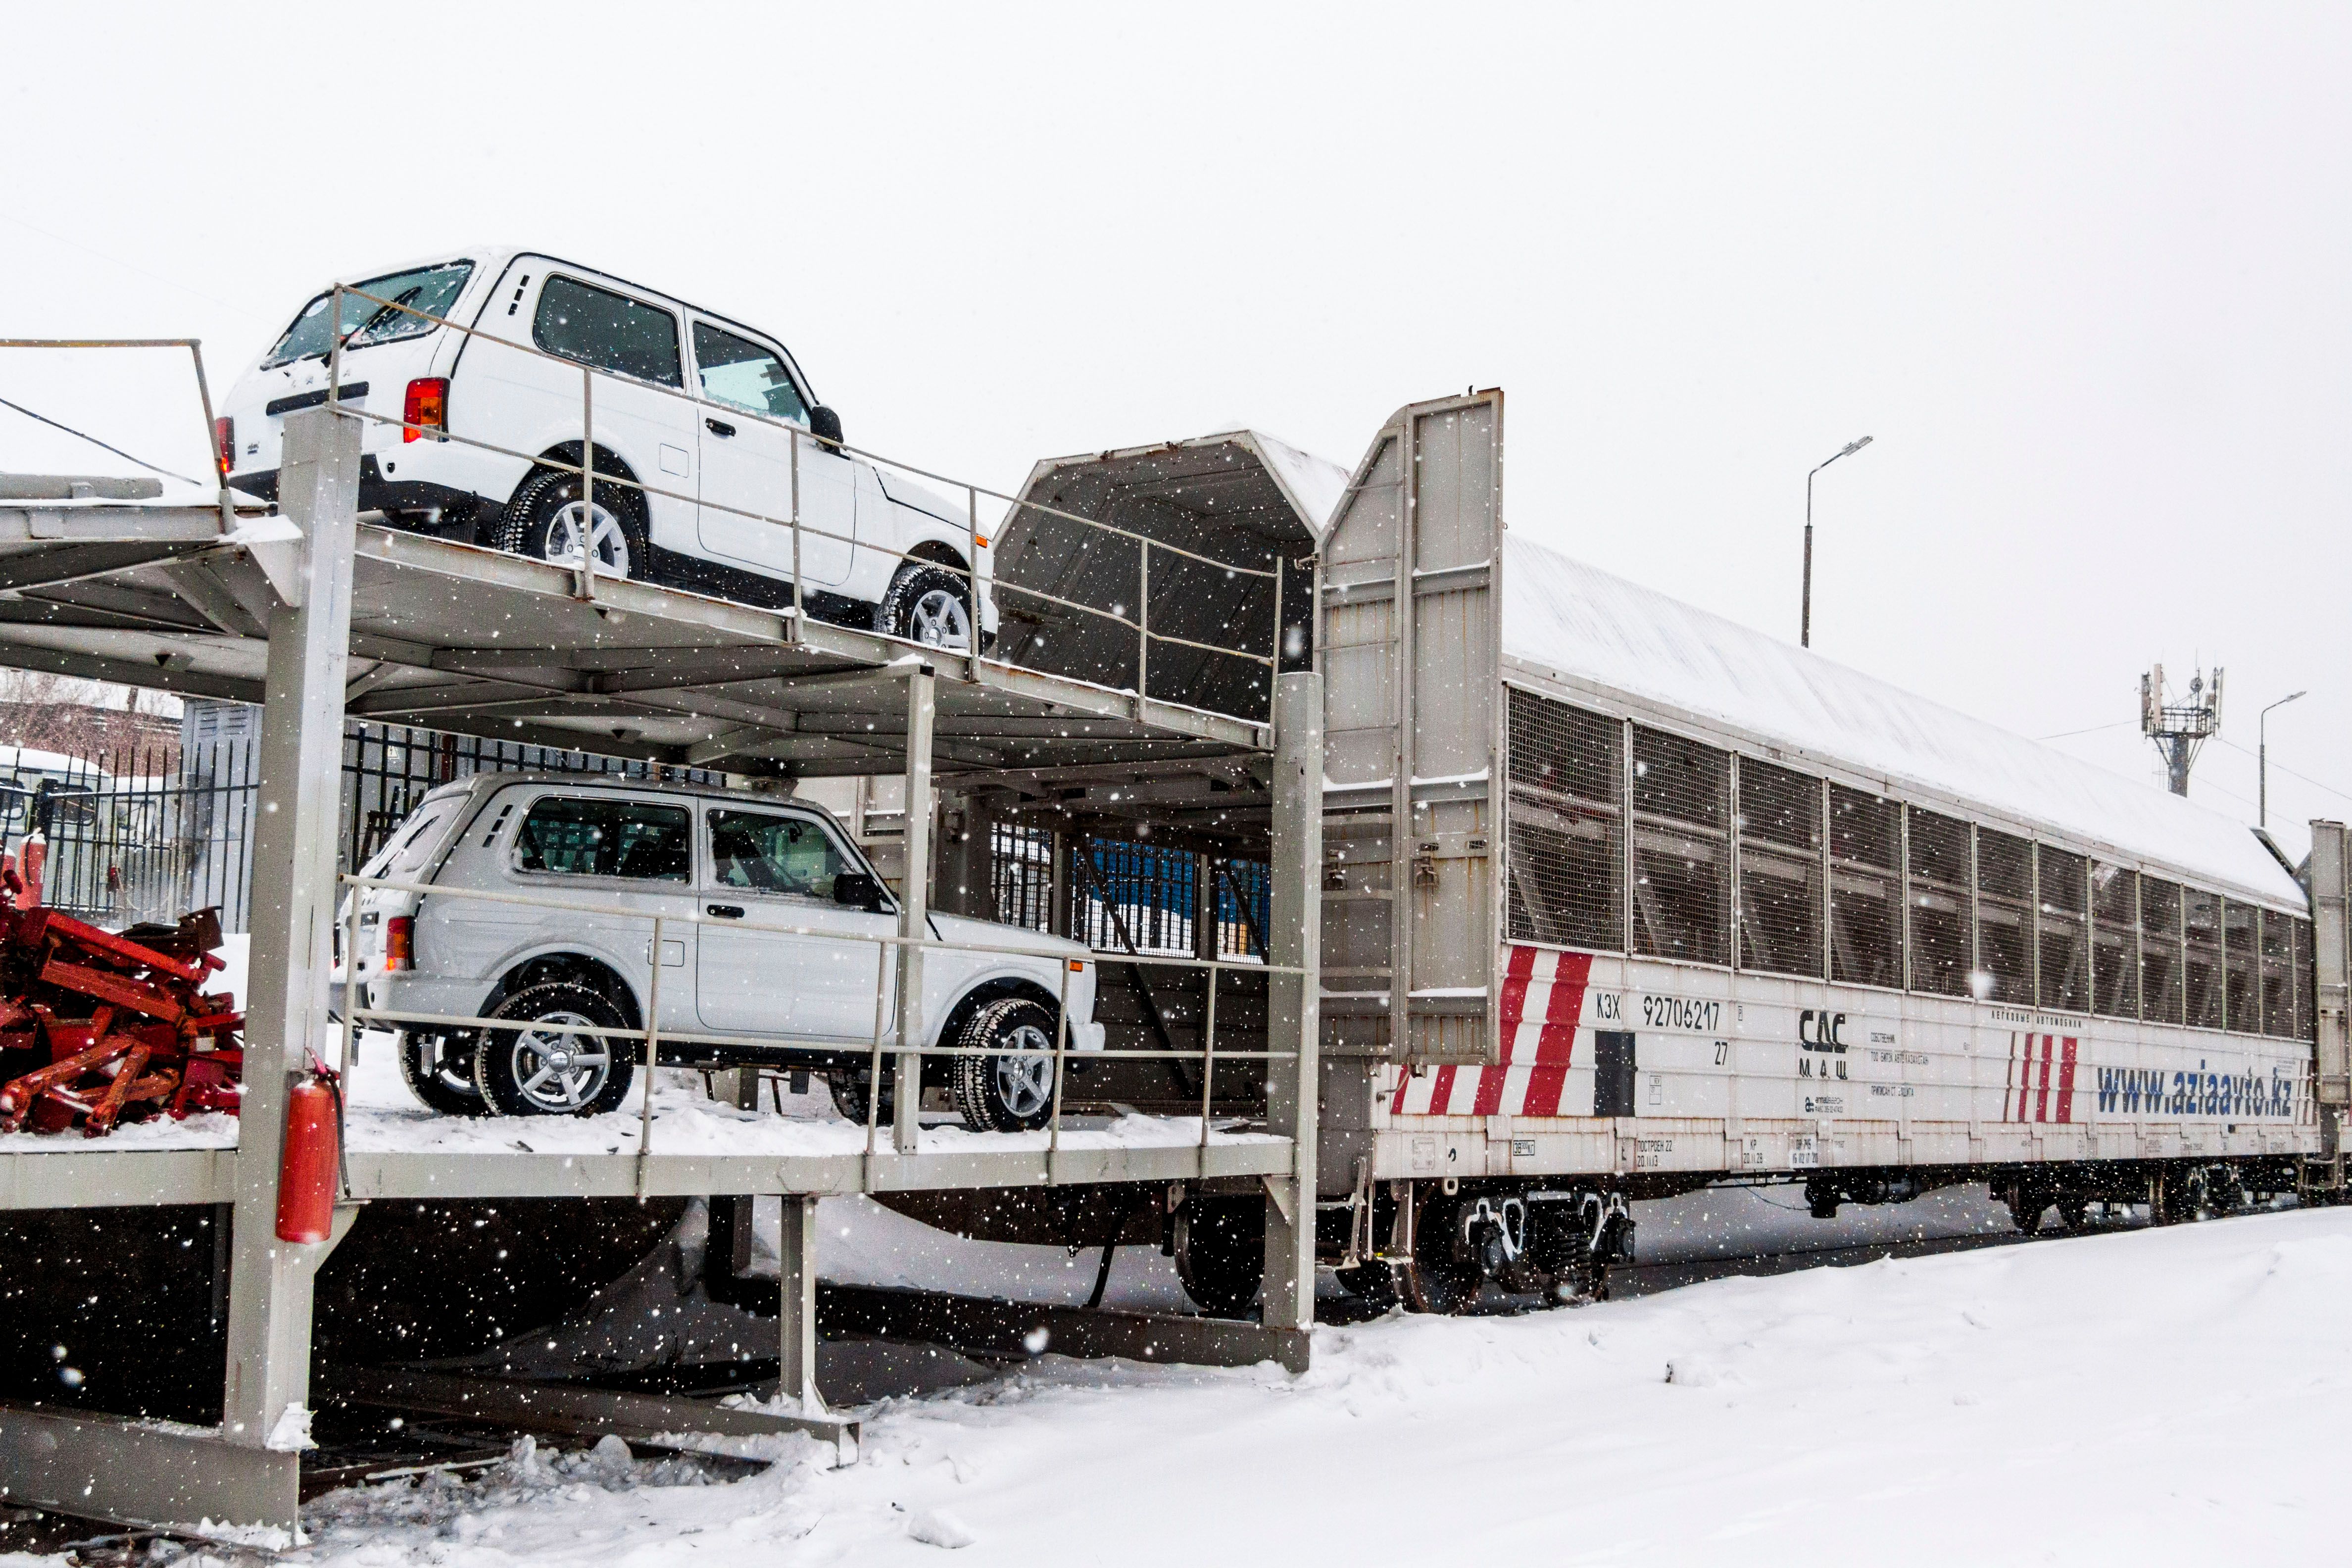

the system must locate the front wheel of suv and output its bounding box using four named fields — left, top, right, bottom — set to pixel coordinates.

left=471, top=981, right=637, bottom=1117
left=948, top=997, right=1059, bottom=1132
